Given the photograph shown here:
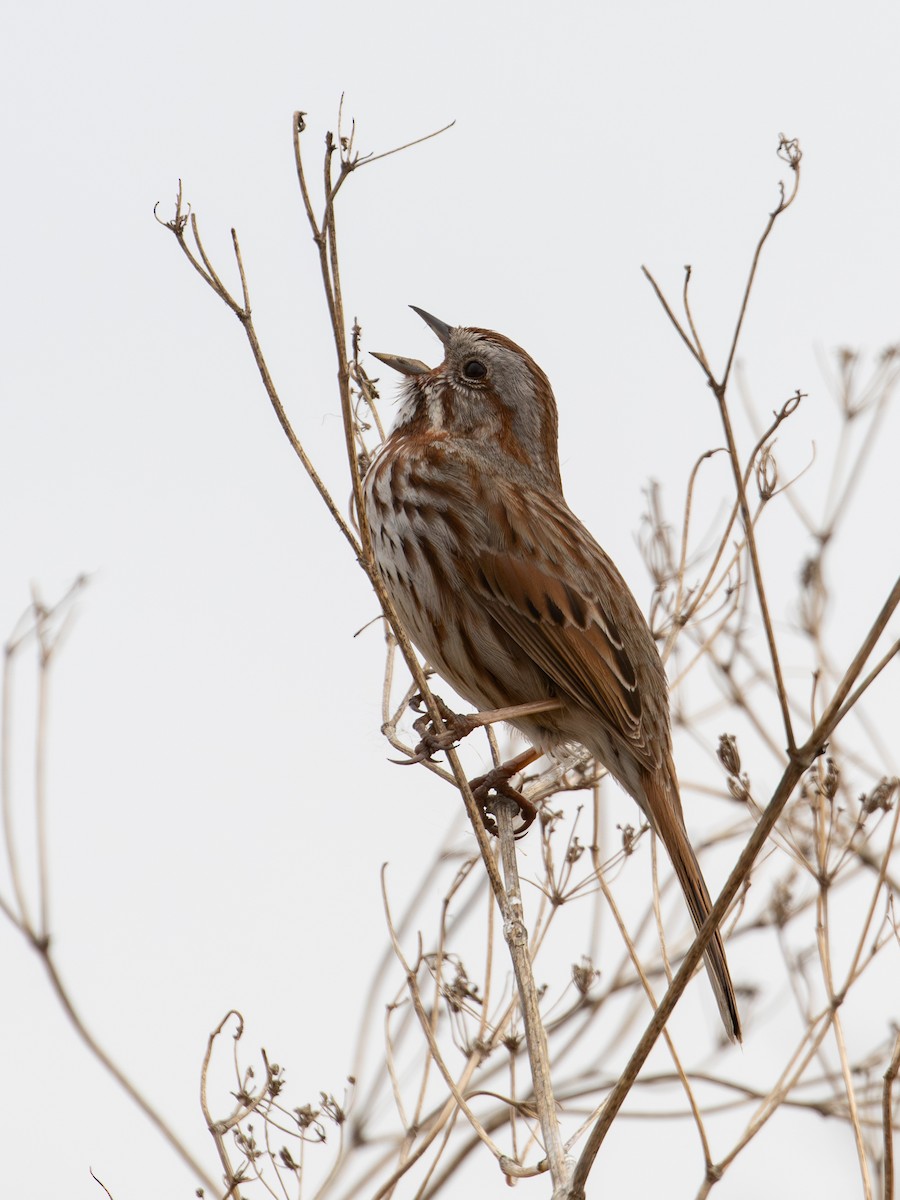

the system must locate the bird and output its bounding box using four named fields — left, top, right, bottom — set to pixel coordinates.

left=363, top=306, right=741, bottom=1042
